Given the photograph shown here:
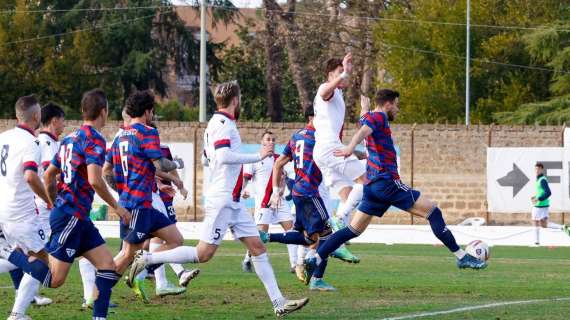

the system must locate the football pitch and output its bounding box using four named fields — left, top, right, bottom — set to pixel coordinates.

left=1, top=240, right=570, bottom=319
